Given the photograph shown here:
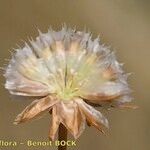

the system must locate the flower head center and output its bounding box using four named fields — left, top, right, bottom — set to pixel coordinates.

left=49, top=51, right=100, bottom=101
left=56, top=67, right=80, bottom=101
